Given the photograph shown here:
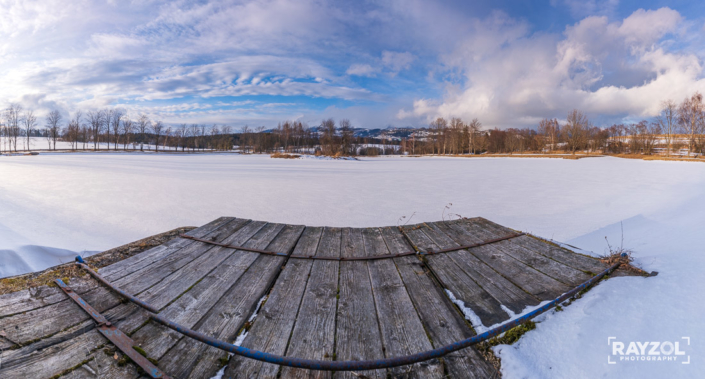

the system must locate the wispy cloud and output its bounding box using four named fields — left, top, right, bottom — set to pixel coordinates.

left=1, top=1, right=704, bottom=129
left=399, top=7, right=705, bottom=128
